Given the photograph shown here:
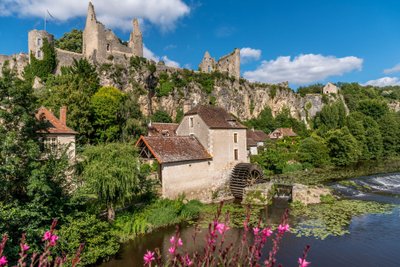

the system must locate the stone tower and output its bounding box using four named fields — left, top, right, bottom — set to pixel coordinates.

left=129, top=19, right=143, bottom=57
left=28, top=30, right=54, bottom=63
left=82, top=1, right=99, bottom=60
left=199, top=51, right=216, bottom=73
